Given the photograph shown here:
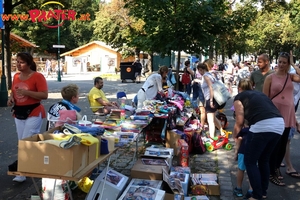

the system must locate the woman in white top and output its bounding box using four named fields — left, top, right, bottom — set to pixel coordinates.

left=136, top=66, right=169, bottom=109
left=198, top=60, right=224, bottom=138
